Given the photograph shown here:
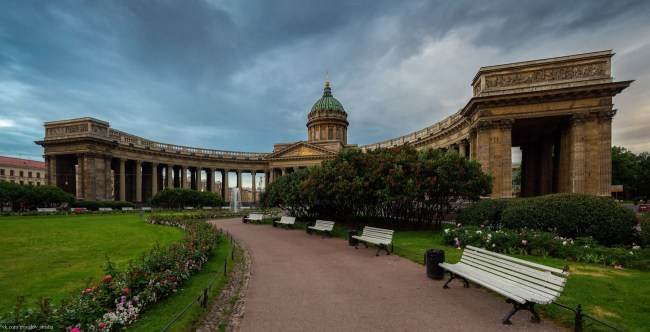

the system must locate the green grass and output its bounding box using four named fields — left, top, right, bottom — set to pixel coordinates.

left=0, top=213, right=185, bottom=313
left=129, top=234, right=235, bottom=331
left=390, top=228, right=650, bottom=332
